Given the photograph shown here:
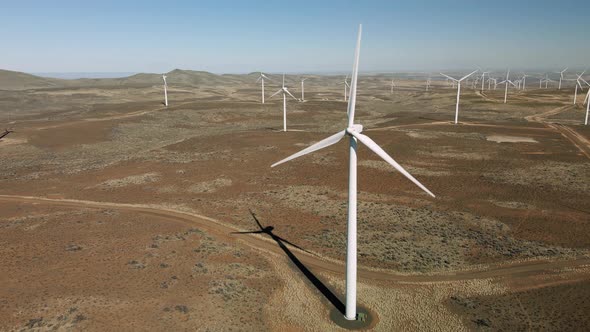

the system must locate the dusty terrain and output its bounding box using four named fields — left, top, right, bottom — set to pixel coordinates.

left=1, top=69, right=589, bottom=331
